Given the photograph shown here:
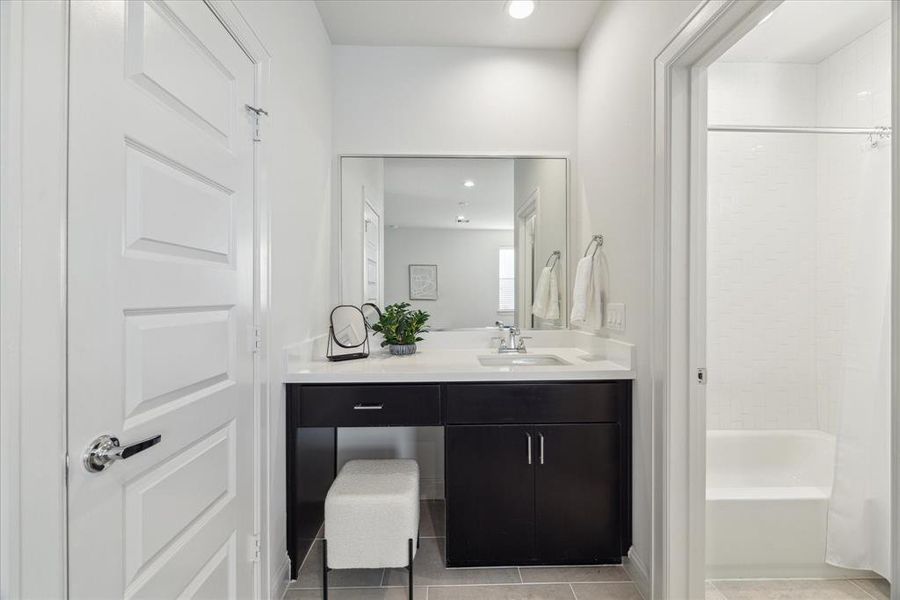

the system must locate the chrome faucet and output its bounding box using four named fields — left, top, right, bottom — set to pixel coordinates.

left=494, top=321, right=530, bottom=353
